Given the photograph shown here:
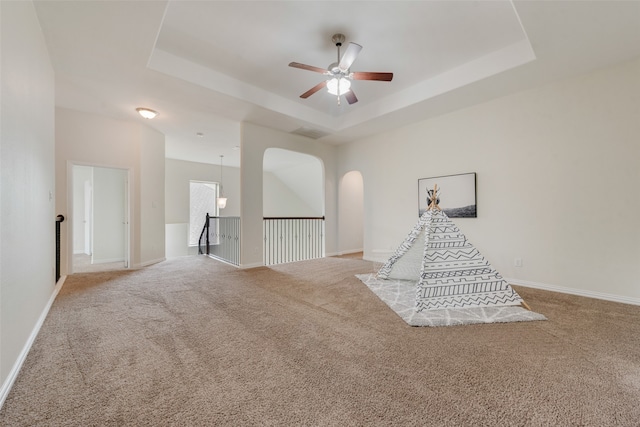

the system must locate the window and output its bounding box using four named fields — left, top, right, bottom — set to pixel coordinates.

left=189, top=181, right=219, bottom=246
